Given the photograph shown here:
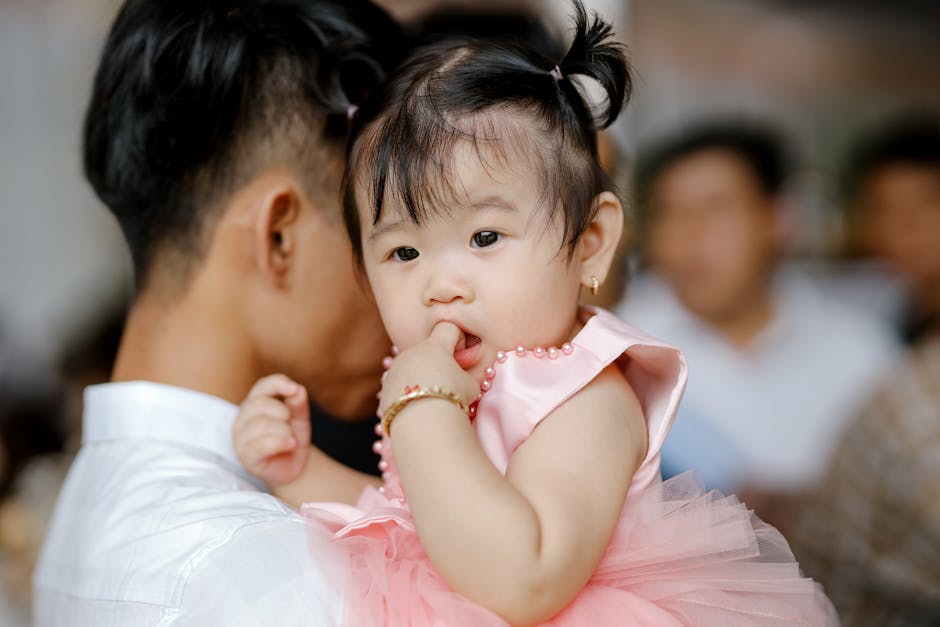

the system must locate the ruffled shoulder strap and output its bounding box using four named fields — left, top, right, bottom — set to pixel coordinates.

left=474, top=307, right=687, bottom=482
